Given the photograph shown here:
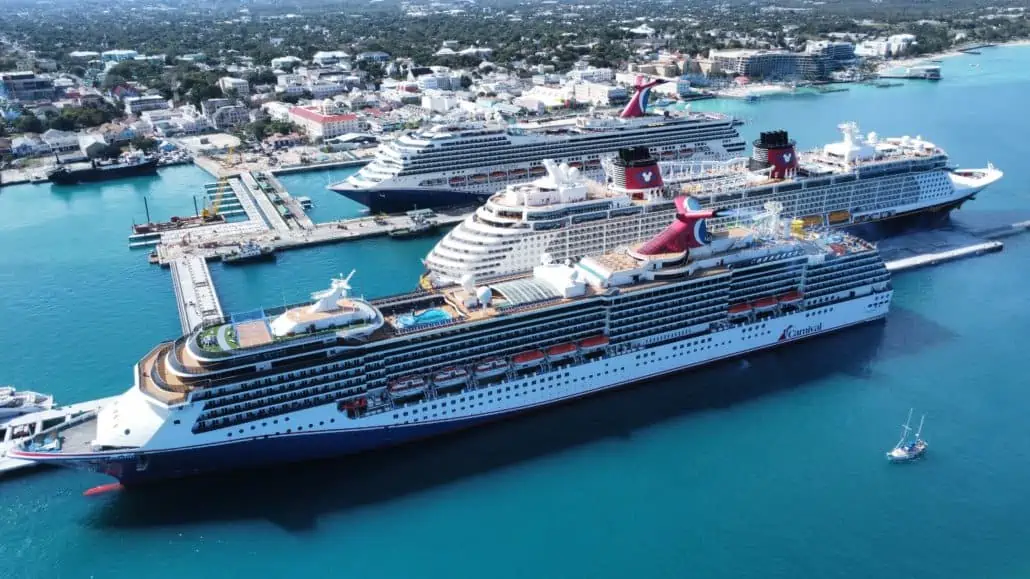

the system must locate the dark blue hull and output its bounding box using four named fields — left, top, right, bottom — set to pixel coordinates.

left=38, top=416, right=500, bottom=486
left=331, top=185, right=491, bottom=213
